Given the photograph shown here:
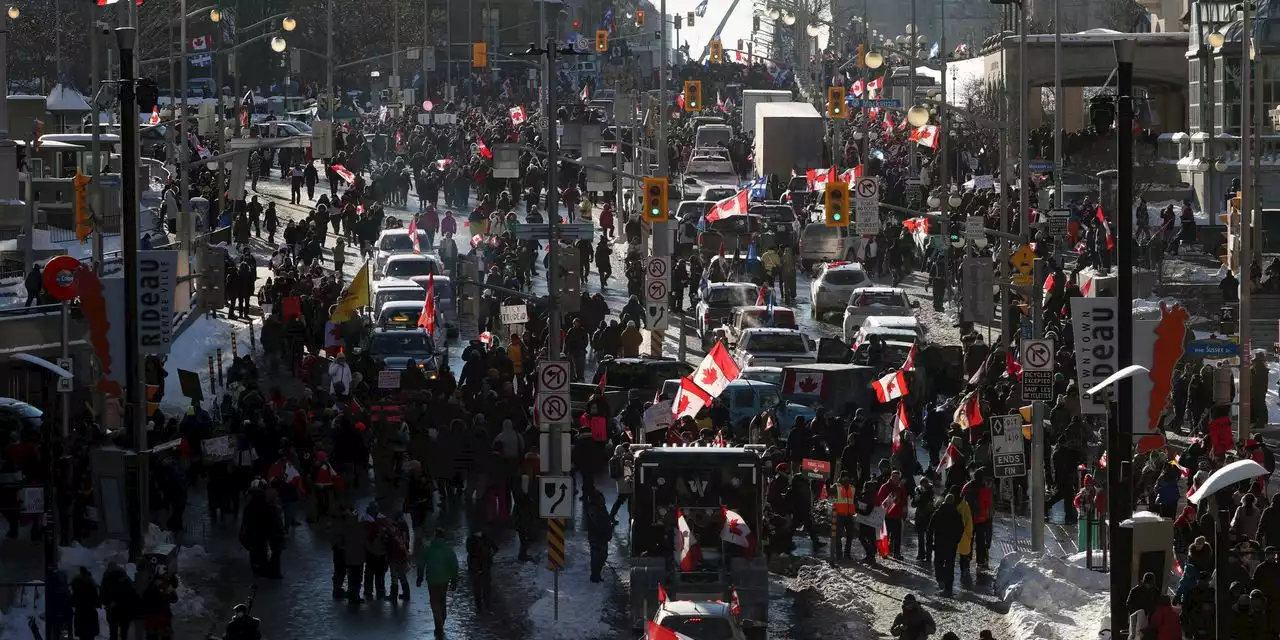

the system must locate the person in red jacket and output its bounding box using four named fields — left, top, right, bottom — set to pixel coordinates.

left=1208, top=415, right=1234, bottom=458
left=963, top=471, right=995, bottom=570
left=876, top=470, right=910, bottom=560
